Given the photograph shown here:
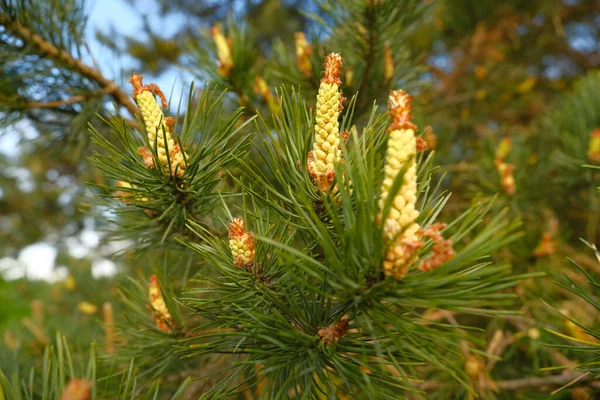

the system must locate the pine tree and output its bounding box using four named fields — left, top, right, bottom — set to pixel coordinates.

left=2, top=0, right=600, bottom=399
